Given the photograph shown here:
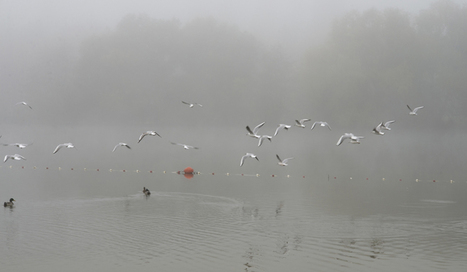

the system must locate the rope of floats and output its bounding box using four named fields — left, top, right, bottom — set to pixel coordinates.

left=0, top=165, right=458, bottom=183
